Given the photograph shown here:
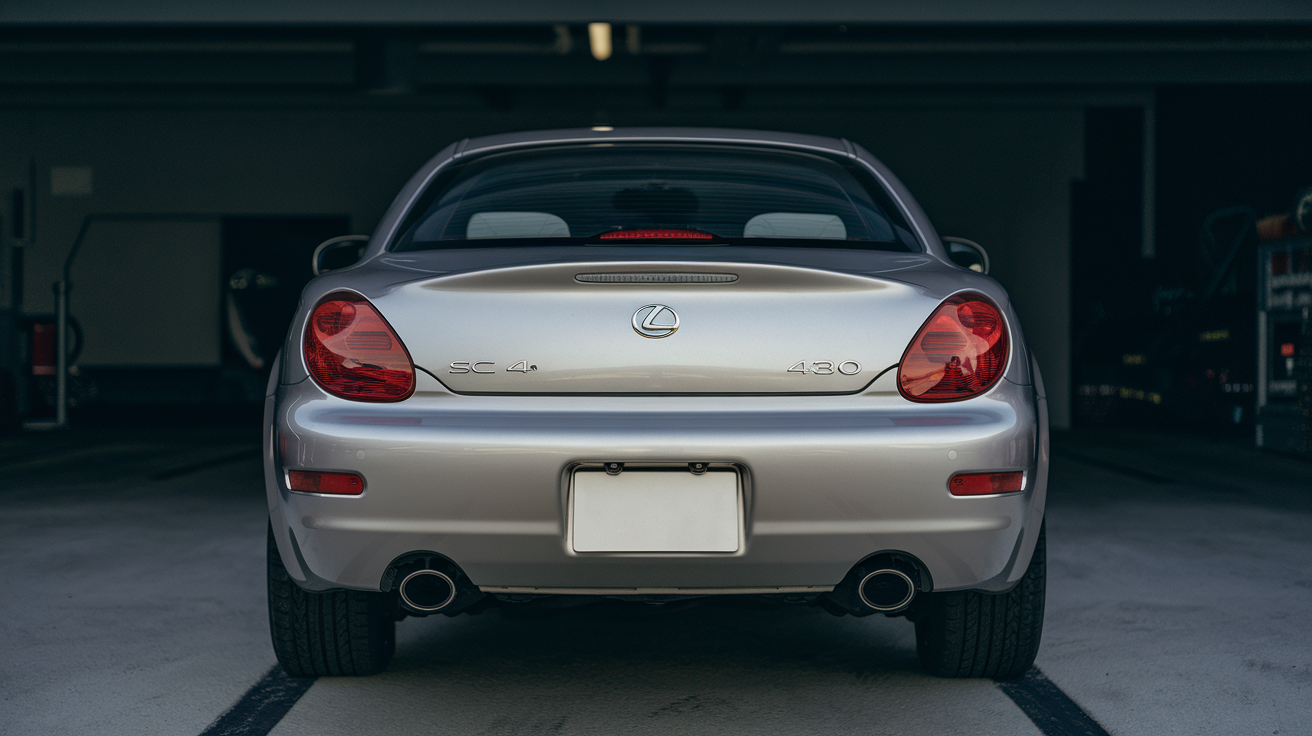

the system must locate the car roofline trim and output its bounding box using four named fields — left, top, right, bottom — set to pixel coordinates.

left=458, top=127, right=850, bottom=157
